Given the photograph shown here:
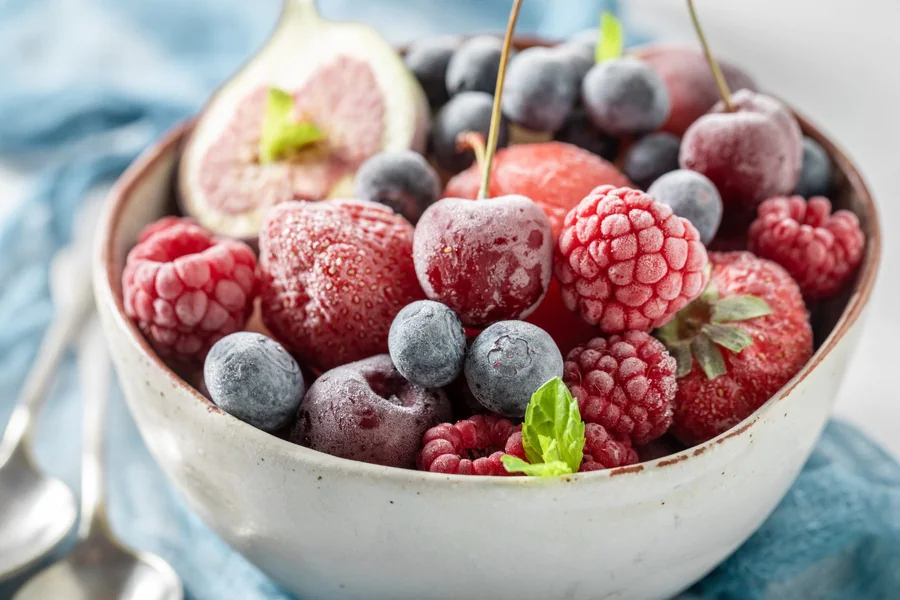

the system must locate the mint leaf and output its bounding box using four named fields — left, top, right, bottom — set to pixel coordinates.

left=520, top=377, right=585, bottom=475
left=501, top=455, right=571, bottom=477
left=711, top=295, right=772, bottom=323
left=258, top=87, right=324, bottom=164
left=702, top=323, right=754, bottom=353
left=596, top=12, right=624, bottom=63
left=691, top=333, right=727, bottom=380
